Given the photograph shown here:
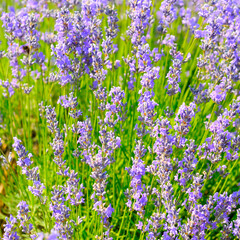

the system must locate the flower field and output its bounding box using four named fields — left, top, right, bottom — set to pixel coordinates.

left=0, top=0, right=239, bottom=239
